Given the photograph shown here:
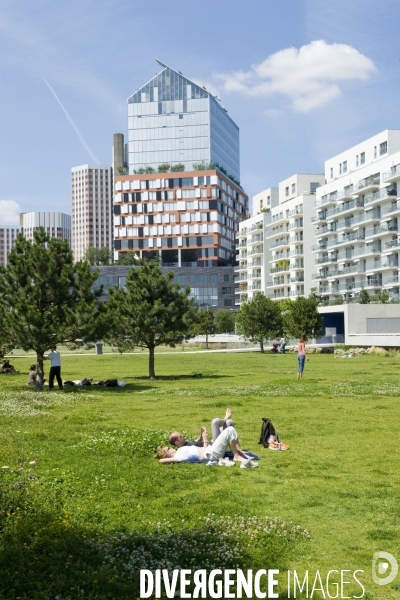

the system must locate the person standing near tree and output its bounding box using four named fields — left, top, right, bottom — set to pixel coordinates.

left=279, top=335, right=286, bottom=354
left=44, top=345, right=63, bottom=390
left=297, top=333, right=309, bottom=380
